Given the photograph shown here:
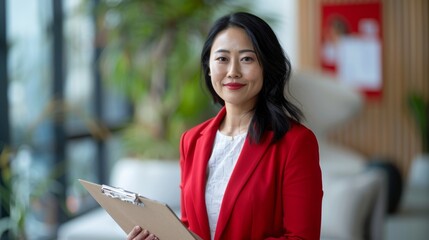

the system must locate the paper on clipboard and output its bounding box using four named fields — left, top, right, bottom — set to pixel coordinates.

left=79, top=179, right=200, bottom=240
